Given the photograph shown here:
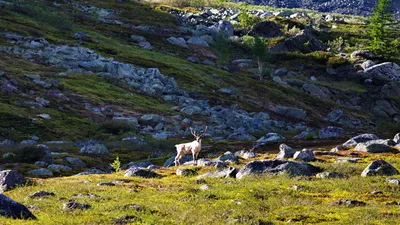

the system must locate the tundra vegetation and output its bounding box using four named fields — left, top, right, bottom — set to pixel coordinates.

left=0, top=0, right=400, bottom=224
